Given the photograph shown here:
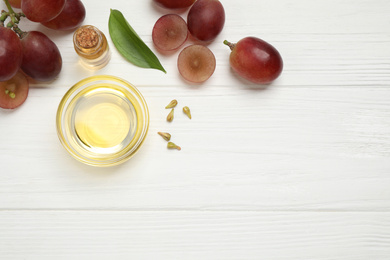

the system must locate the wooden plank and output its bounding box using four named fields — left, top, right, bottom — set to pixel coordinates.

left=1, top=87, right=389, bottom=210
left=1, top=211, right=389, bottom=259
